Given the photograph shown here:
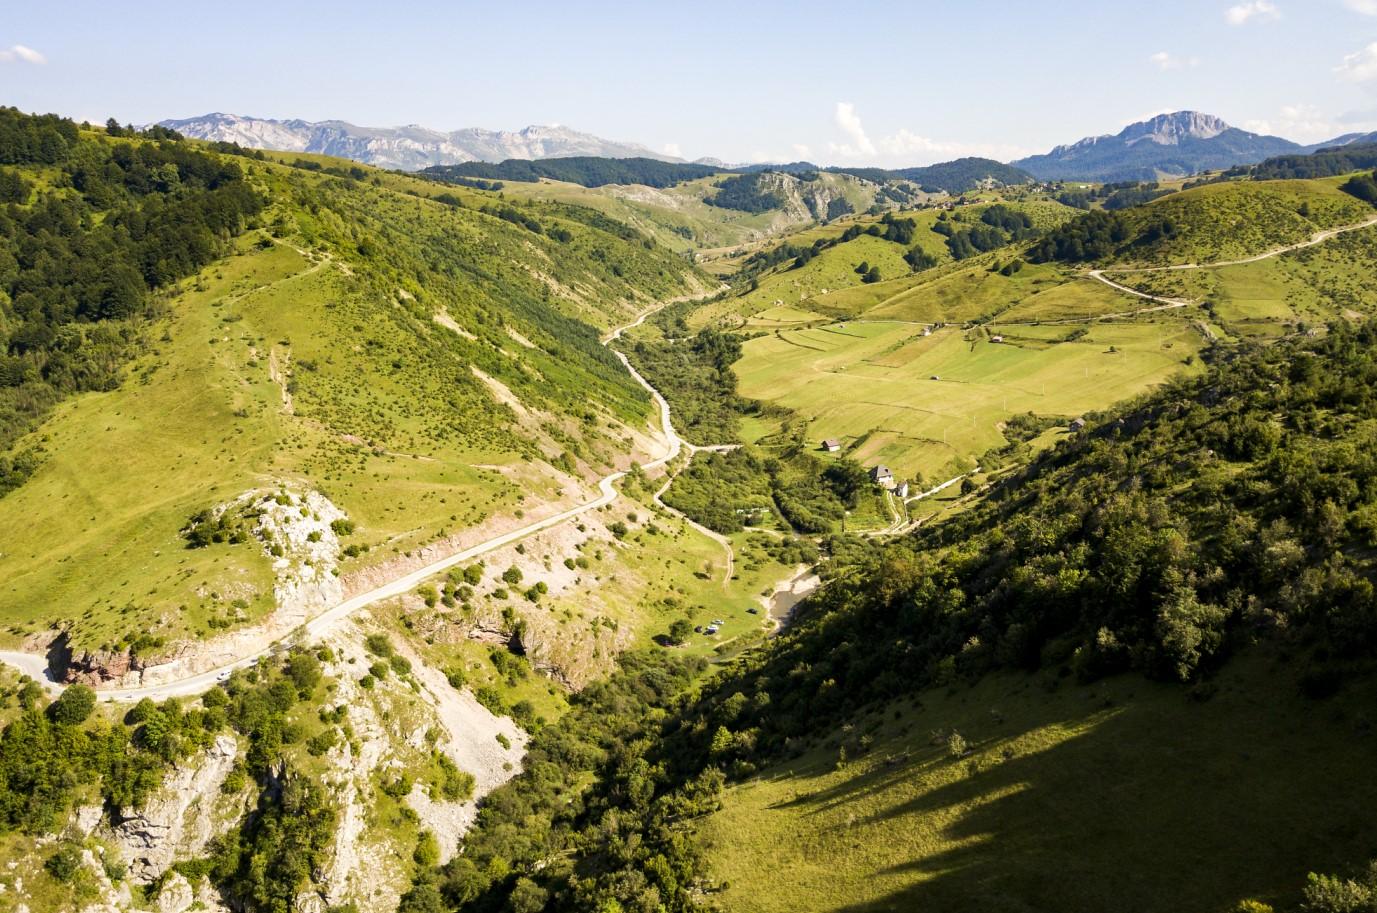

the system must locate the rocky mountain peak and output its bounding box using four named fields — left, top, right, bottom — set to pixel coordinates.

left=1121, top=111, right=1230, bottom=146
